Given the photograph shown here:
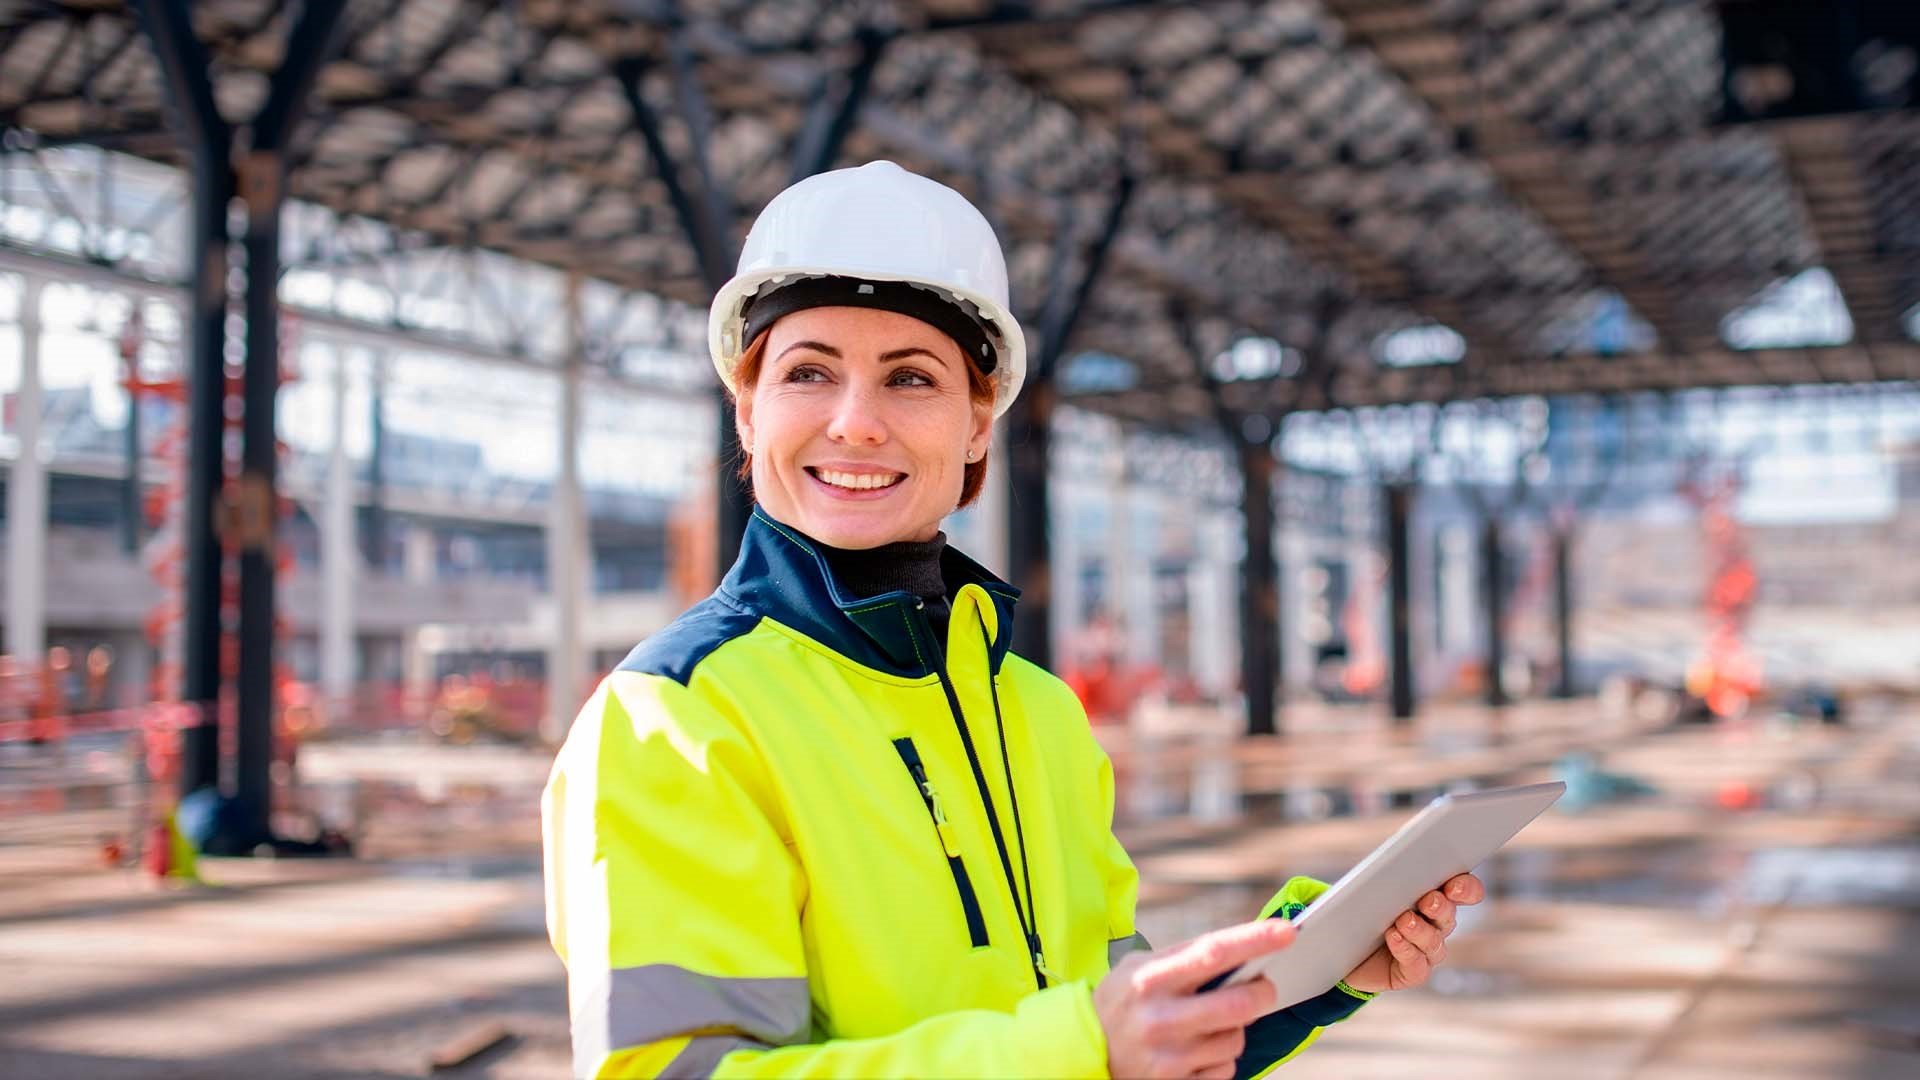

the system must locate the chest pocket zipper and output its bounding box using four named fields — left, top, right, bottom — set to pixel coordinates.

left=892, top=737, right=990, bottom=948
